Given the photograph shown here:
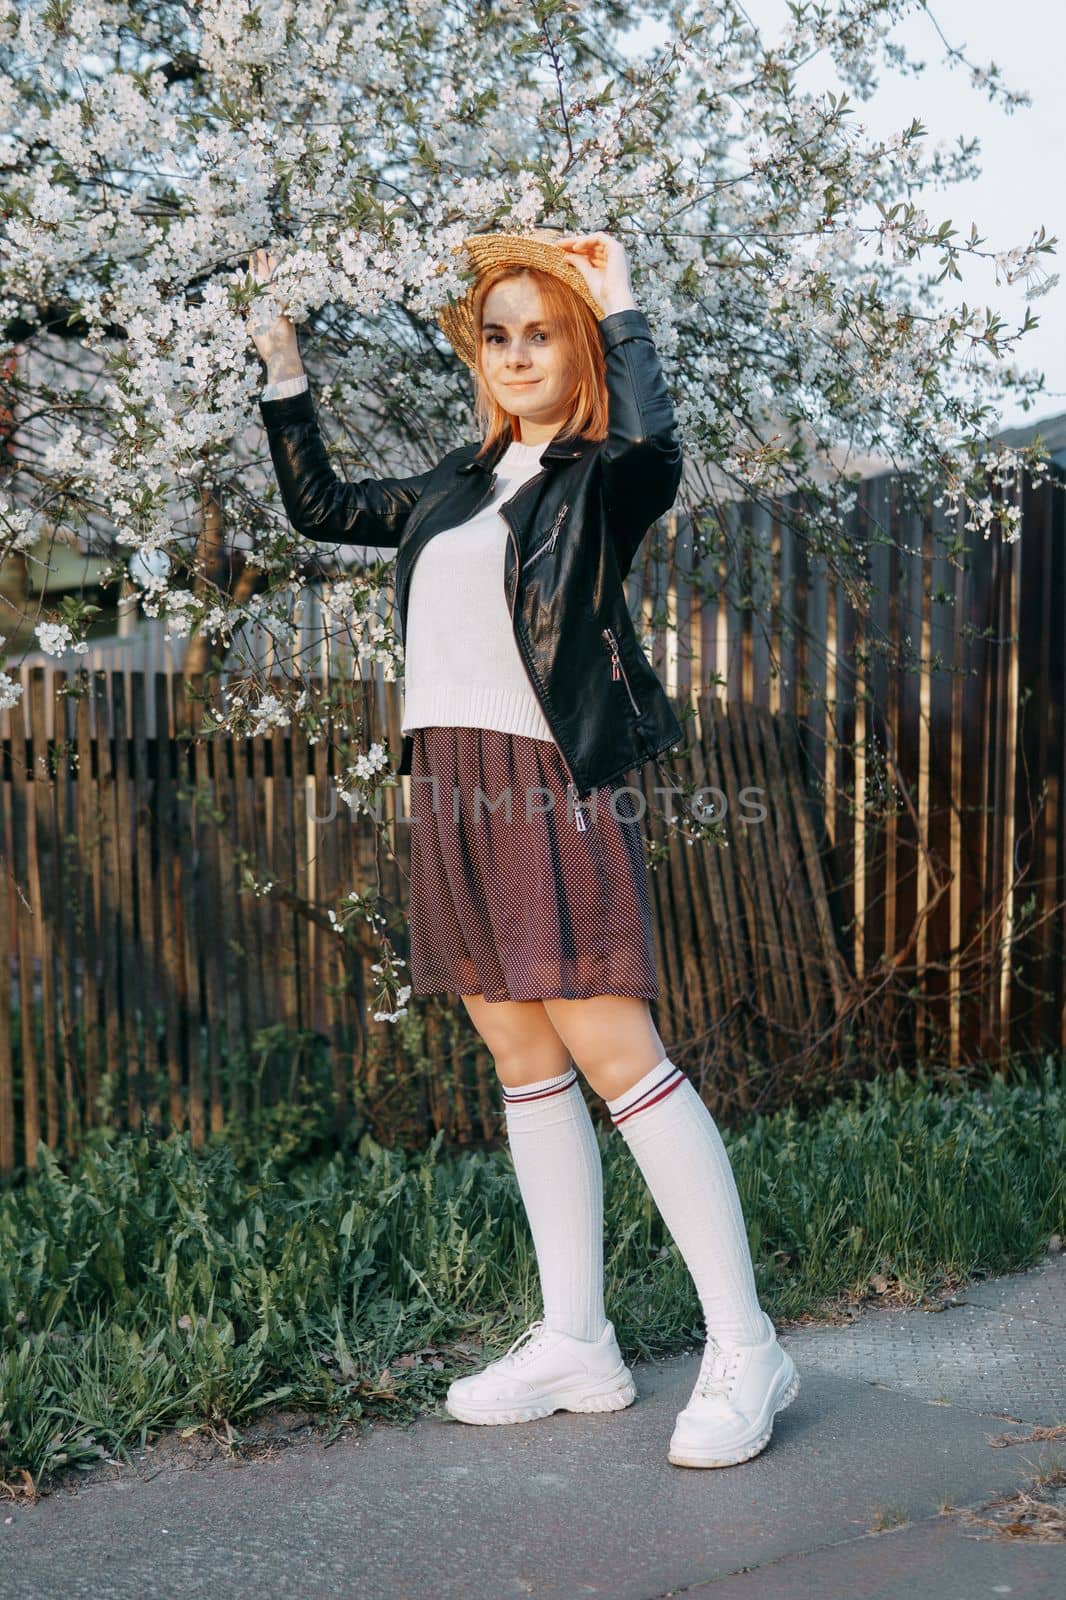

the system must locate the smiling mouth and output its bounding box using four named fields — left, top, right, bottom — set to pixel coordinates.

left=506, top=380, right=540, bottom=387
